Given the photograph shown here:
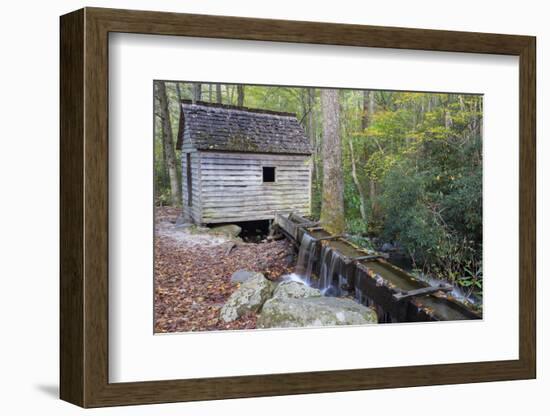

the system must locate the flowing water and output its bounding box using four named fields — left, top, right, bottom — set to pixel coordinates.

left=305, top=243, right=318, bottom=282
left=295, top=233, right=318, bottom=285
left=281, top=273, right=310, bottom=286
left=290, top=225, right=479, bottom=322
left=413, top=271, right=481, bottom=308
left=295, top=236, right=345, bottom=293
left=318, top=245, right=341, bottom=293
